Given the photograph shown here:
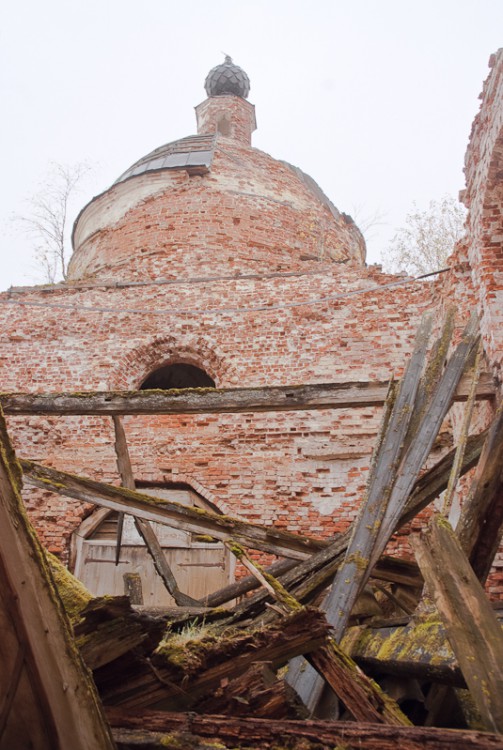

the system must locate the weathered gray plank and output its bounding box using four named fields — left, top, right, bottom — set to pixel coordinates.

left=369, top=314, right=480, bottom=570
left=441, top=343, right=482, bottom=515
left=0, top=373, right=494, bottom=415
left=412, top=515, right=503, bottom=734
left=21, top=460, right=325, bottom=560
left=456, top=399, right=503, bottom=582
left=323, top=313, right=434, bottom=644
left=112, top=416, right=197, bottom=607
